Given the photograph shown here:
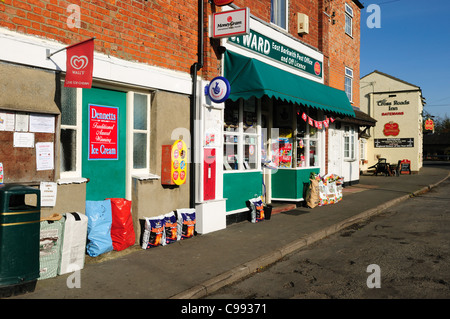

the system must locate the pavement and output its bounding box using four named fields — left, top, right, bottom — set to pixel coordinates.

left=8, top=163, right=450, bottom=299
